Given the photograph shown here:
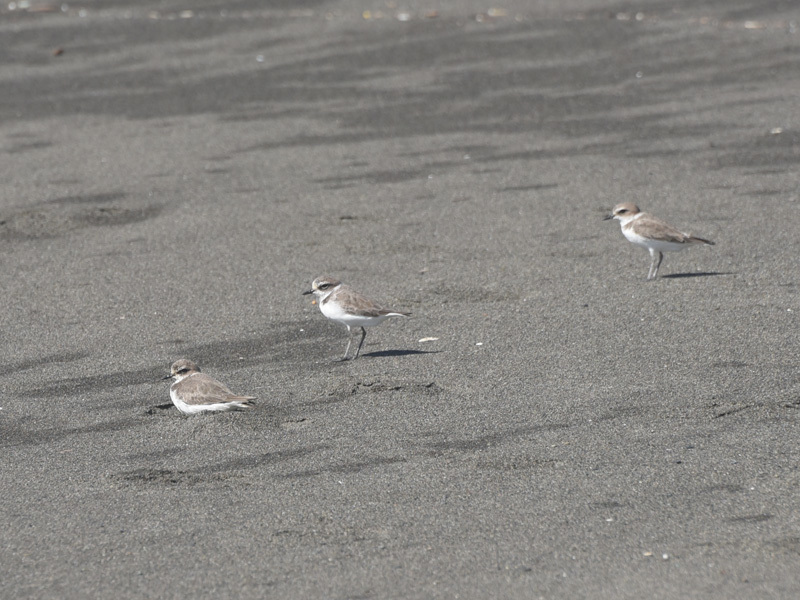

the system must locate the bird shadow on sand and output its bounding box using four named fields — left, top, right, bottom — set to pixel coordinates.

left=145, top=402, right=176, bottom=414
left=362, top=349, right=441, bottom=358
left=662, top=271, right=734, bottom=279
